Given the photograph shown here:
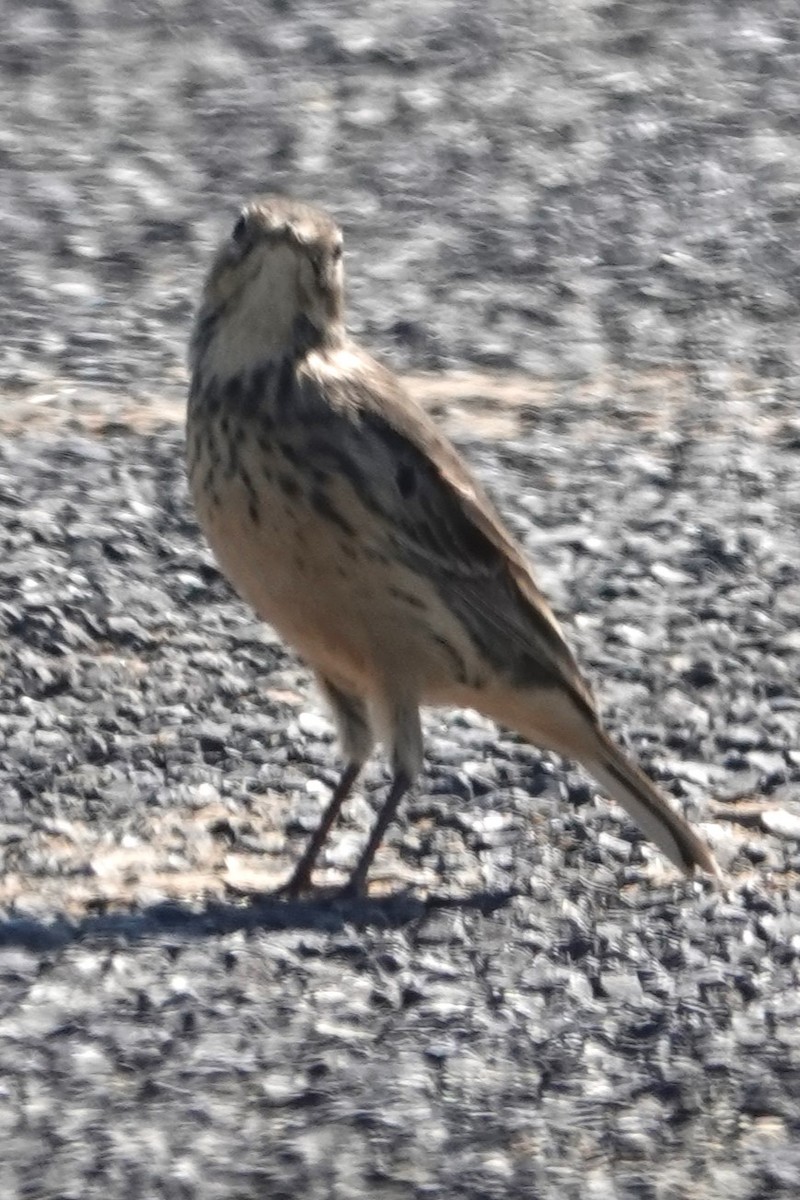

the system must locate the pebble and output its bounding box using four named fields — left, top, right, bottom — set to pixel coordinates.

left=761, top=810, right=800, bottom=841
